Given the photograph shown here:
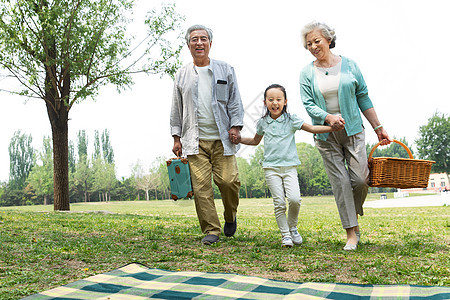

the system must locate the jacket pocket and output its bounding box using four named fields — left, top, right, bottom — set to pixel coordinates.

left=216, top=81, right=228, bottom=102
